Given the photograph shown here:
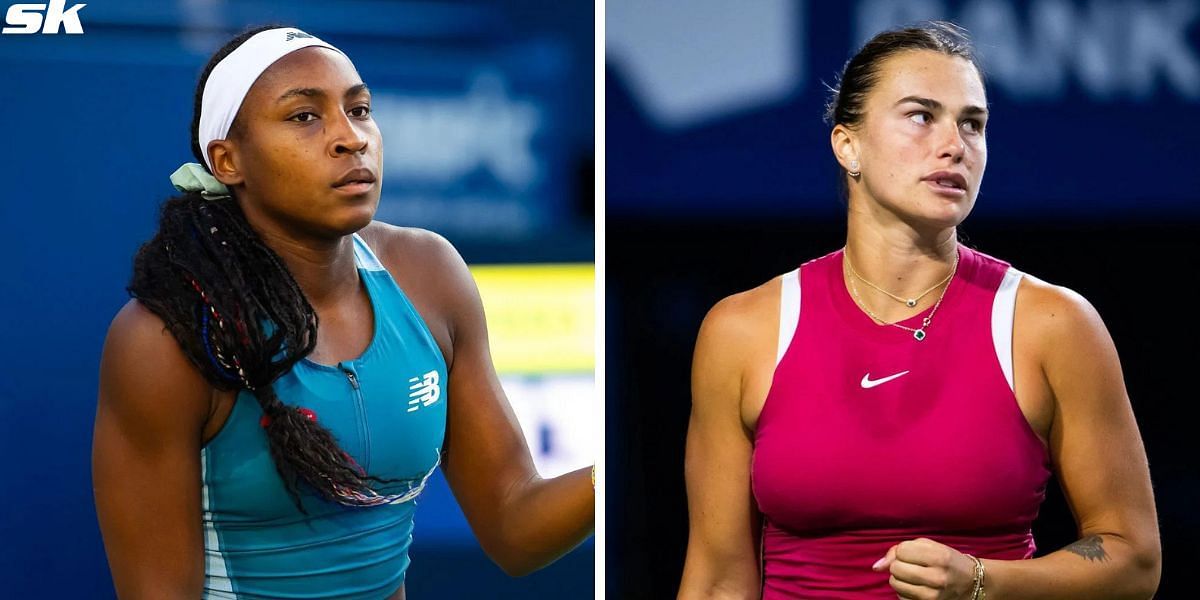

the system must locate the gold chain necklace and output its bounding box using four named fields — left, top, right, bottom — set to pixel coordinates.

left=845, top=247, right=956, bottom=307
left=844, top=249, right=959, bottom=341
